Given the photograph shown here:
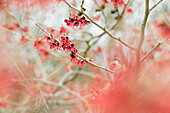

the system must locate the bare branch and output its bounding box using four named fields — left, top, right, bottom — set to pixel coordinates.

left=136, top=0, right=150, bottom=73
left=80, top=0, right=84, bottom=10
left=141, top=39, right=168, bottom=62
left=150, top=0, right=163, bottom=12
